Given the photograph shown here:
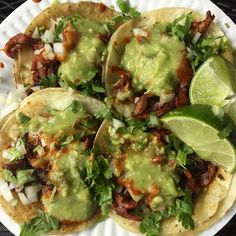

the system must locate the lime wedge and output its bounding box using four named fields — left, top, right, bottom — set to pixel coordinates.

left=189, top=56, right=236, bottom=106
left=161, top=105, right=236, bottom=173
